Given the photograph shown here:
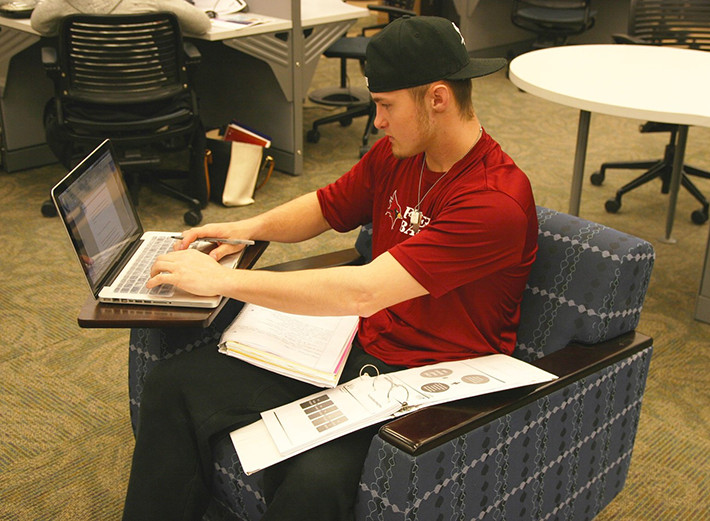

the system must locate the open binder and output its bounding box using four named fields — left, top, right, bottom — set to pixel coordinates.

left=231, top=354, right=558, bottom=474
